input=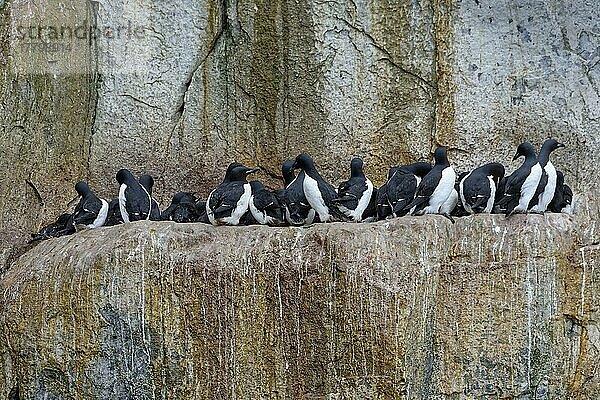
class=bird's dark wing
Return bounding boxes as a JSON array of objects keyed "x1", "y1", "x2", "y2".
[
  {"x1": 209, "y1": 182, "x2": 245, "y2": 218},
  {"x1": 388, "y1": 171, "x2": 417, "y2": 214},
  {"x1": 73, "y1": 196, "x2": 102, "y2": 225},
  {"x1": 528, "y1": 170, "x2": 547, "y2": 209},
  {"x1": 283, "y1": 173, "x2": 314, "y2": 223},
  {"x1": 317, "y1": 179, "x2": 340, "y2": 204},
  {"x1": 497, "y1": 165, "x2": 529, "y2": 207},
  {"x1": 376, "y1": 183, "x2": 392, "y2": 220},
  {"x1": 253, "y1": 190, "x2": 278, "y2": 211},
  {"x1": 125, "y1": 184, "x2": 151, "y2": 221},
  {"x1": 336, "y1": 180, "x2": 352, "y2": 196},
  {"x1": 463, "y1": 173, "x2": 491, "y2": 210},
  {"x1": 149, "y1": 199, "x2": 161, "y2": 221},
  {"x1": 503, "y1": 165, "x2": 530, "y2": 196},
  {"x1": 403, "y1": 168, "x2": 442, "y2": 211},
  {"x1": 105, "y1": 200, "x2": 123, "y2": 226},
  {"x1": 333, "y1": 177, "x2": 366, "y2": 210}
]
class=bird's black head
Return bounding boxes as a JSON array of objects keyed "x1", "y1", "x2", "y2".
[
  {"x1": 293, "y1": 154, "x2": 315, "y2": 170},
  {"x1": 485, "y1": 162, "x2": 506, "y2": 180},
  {"x1": 172, "y1": 203, "x2": 198, "y2": 223},
  {"x1": 433, "y1": 147, "x2": 449, "y2": 166},
  {"x1": 408, "y1": 162, "x2": 433, "y2": 177},
  {"x1": 541, "y1": 138, "x2": 565, "y2": 153},
  {"x1": 139, "y1": 175, "x2": 155, "y2": 193},
  {"x1": 223, "y1": 162, "x2": 246, "y2": 182},
  {"x1": 513, "y1": 142, "x2": 536, "y2": 161},
  {"x1": 74, "y1": 181, "x2": 91, "y2": 196},
  {"x1": 172, "y1": 191, "x2": 196, "y2": 205},
  {"x1": 227, "y1": 165, "x2": 260, "y2": 182},
  {"x1": 350, "y1": 157, "x2": 364, "y2": 178},
  {"x1": 282, "y1": 160, "x2": 296, "y2": 186},
  {"x1": 116, "y1": 169, "x2": 135, "y2": 185},
  {"x1": 226, "y1": 162, "x2": 244, "y2": 174},
  {"x1": 249, "y1": 180, "x2": 265, "y2": 192}
]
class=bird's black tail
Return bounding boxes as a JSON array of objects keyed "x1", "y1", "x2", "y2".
[
  {"x1": 403, "y1": 196, "x2": 428, "y2": 213},
  {"x1": 495, "y1": 194, "x2": 512, "y2": 207},
  {"x1": 329, "y1": 204, "x2": 351, "y2": 222},
  {"x1": 392, "y1": 199, "x2": 410, "y2": 217},
  {"x1": 471, "y1": 196, "x2": 488, "y2": 212}
]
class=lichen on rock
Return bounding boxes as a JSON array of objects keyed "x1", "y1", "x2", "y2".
[{"x1": 1, "y1": 205, "x2": 599, "y2": 398}]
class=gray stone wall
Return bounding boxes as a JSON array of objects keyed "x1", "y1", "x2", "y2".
[
  {"x1": 1, "y1": 210, "x2": 599, "y2": 398},
  {"x1": 1, "y1": 0, "x2": 600, "y2": 397},
  {"x1": 2, "y1": 0, "x2": 598, "y2": 267}
]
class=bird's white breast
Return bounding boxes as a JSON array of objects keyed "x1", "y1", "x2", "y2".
[
  {"x1": 516, "y1": 163, "x2": 542, "y2": 213},
  {"x1": 347, "y1": 179, "x2": 373, "y2": 222},
  {"x1": 484, "y1": 175, "x2": 496, "y2": 213},
  {"x1": 424, "y1": 167, "x2": 456, "y2": 214},
  {"x1": 459, "y1": 171, "x2": 472, "y2": 214},
  {"x1": 303, "y1": 174, "x2": 330, "y2": 221},
  {"x1": 222, "y1": 183, "x2": 252, "y2": 225},
  {"x1": 536, "y1": 161, "x2": 557, "y2": 212},
  {"x1": 118, "y1": 184, "x2": 130, "y2": 223},
  {"x1": 88, "y1": 198, "x2": 109, "y2": 228}
]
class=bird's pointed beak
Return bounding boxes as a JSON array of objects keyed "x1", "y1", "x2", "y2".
[
  {"x1": 557, "y1": 143, "x2": 565, "y2": 148},
  {"x1": 246, "y1": 168, "x2": 260, "y2": 174}
]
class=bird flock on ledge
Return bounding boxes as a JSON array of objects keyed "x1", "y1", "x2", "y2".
[{"x1": 31, "y1": 139, "x2": 573, "y2": 241}]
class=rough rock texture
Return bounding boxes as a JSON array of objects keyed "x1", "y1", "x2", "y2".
[
  {"x1": 2, "y1": 0, "x2": 598, "y2": 269},
  {"x1": 1, "y1": 204, "x2": 599, "y2": 399},
  {"x1": 1, "y1": 0, "x2": 600, "y2": 398}
]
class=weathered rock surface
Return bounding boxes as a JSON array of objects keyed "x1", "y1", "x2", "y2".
[
  {"x1": 2, "y1": 0, "x2": 600, "y2": 398},
  {"x1": 1, "y1": 204, "x2": 599, "y2": 398},
  {"x1": 1, "y1": 1, "x2": 599, "y2": 270}
]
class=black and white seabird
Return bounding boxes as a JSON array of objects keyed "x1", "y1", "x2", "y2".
[
  {"x1": 249, "y1": 180, "x2": 286, "y2": 226},
  {"x1": 403, "y1": 147, "x2": 457, "y2": 220},
  {"x1": 459, "y1": 162, "x2": 505, "y2": 214},
  {"x1": 29, "y1": 213, "x2": 75, "y2": 242},
  {"x1": 281, "y1": 159, "x2": 316, "y2": 226},
  {"x1": 332, "y1": 158, "x2": 376, "y2": 222},
  {"x1": 206, "y1": 163, "x2": 259, "y2": 225},
  {"x1": 386, "y1": 162, "x2": 432, "y2": 217},
  {"x1": 72, "y1": 181, "x2": 109, "y2": 229},
  {"x1": 496, "y1": 142, "x2": 543, "y2": 217},
  {"x1": 104, "y1": 199, "x2": 124, "y2": 226},
  {"x1": 528, "y1": 139, "x2": 565, "y2": 213},
  {"x1": 116, "y1": 169, "x2": 155, "y2": 223},
  {"x1": 293, "y1": 154, "x2": 345, "y2": 222},
  {"x1": 139, "y1": 175, "x2": 161, "y2": 221},
  {"x1": 161, "y1": 192, "x2": 198, "y2": 223}
]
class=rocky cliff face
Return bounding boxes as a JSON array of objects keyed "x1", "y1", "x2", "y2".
[
  {"x1": 1, "y1": 207, "x2": 599, "y2": 399},
  {"x1": 1, "y1": 0, "x2": 600, "y2": 398},
  {"x1": 1, "y1": 0, "x2": 598, "y2": 267}
]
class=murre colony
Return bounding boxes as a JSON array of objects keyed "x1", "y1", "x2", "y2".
[{"x1": 30, "y1": 139, "x2": 574, "y2": 241}]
